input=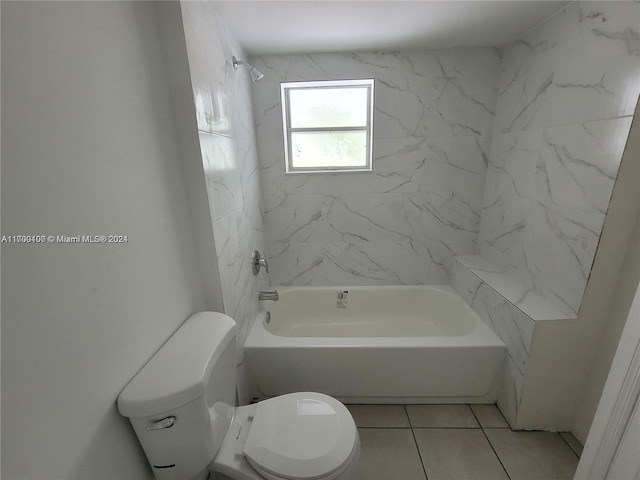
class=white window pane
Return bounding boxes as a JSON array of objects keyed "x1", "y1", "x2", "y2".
[
  {"x1": 289, "y1": 87, "x2": 368, "y2": 128},
  {"x1": 291, "y1": 131, "x2": 368, "y2": 169}
]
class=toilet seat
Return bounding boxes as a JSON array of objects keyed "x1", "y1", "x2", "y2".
[{"x1": 243, "y1": 392, "x2": 358, "y2": 480}]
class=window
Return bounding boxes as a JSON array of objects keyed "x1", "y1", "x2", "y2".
[{"x1": 281, "y1": 79, "x2": 374, "y2": 173}]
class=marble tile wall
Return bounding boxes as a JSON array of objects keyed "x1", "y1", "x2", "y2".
[
  {"x1": 180, "y1": 2, "x2": 269, "y2": 348},
  {"x1": 451, "y1": 255, "x2": 536, "y2": 425},
  {"x1": 479, "y1": 1, "x2": 639, "y2": 316},
  {"x1": 250, "y1": 50, "x2": 501, "y2": 286}
]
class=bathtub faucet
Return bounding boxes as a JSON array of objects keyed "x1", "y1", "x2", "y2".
[
  {"x1": 252, "y1": 250, "x2": 269, "y2": 274},
  {"x1": 258, "y1": 290, "x2": 279, "y2": 301}
]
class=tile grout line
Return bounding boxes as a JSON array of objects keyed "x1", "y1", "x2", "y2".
[
  {"x1": 470, "y1": 405, "x2": 513, "y2": 480},
  {"x1": 557, "y1": 432, "x2": 582, "y2": 460},
  {"x1": 357, "y1": 426, "x2": 412, "y2": 428},
  {"x1": 405, "y1": 405, "x2": 430, "y2": 480}
]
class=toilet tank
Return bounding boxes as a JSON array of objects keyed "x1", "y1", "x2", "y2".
[{"x1": 118, "y1": 312, "x2": 238, "y2": 480}]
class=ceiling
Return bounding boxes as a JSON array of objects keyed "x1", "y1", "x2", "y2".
[{"x1": 212, "y1": 1, "x2": 570, "y2": 55}]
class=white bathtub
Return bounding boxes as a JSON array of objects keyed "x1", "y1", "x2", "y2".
[{"x1": 244, "y1": 285, "x2": 506, "y2": 404}]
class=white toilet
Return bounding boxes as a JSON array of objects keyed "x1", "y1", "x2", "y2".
[{"x1": 117, "y1": 312, "x2": 360, "y2": 480}]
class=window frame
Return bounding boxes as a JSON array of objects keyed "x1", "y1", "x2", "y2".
[{"x1": 280, "y1": 79, "x2": 375, "y2": 174}]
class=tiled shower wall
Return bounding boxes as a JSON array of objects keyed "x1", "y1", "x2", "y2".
[
  {"x1": 479, "y1": 1, "x2": 639, "y2": 316},
  {"x1": 460, "y1": 0, "x2": 639, "y2": 429},
  {"x1": 250, "y1": 51, "x2": 501, "y2": 286},
  {"x1": 180, "y1": 3, "x2": 269, "y2": 347}
]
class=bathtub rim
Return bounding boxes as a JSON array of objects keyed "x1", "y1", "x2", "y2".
[{"x1": 246, "y1": 284, "x2": 505, "y2": 349}]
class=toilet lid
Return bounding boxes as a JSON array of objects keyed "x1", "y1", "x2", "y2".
[{"x1": 243, "y1": 392, "x2": 357, "y2": 480}]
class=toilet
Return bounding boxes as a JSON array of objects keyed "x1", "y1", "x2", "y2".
[{"x1": 117, "y1": 312, "x2": 360, "y2": 480}]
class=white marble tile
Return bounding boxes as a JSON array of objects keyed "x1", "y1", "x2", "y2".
[
  {"x1": 450, "y1": 257, "x2": 535, "y2": 428},
  {"x1": 428, "y1": 78, "x2": 497, "y2": 137},
  {"x1": 252, "y1": 80, "x2": 283, "y2": 147},
  {"x1": 450, "y1": 257, "x2": 533, "y2": 402},
  {"x1": 454, "y1": 254, "x2": 503, "y2": 274},
  {"x1": 523, "y1": 2, "x2": 579, "y2": 53},
  {"x1": 259, "y1": 135, "x2": 490, "y2": 200},
  {"x1": 323, "y1": 242, "x2": 423, "y2": 286},
  {"x1": 256, "y1": 138, "x2": 303, "y2": 196},
  {"x1": 466, "y1": 222, "x2": 581, "y2": 322},
  {"x1": 271, "y1": 239, "x2": 475, "y2": 287},
  {"x1": 495, "y1": 1, "x2": 640, "y2": 135},
  {"x1": 182, "y1": 3, "x2": 269, "y2": 344},
  {"x1": 258, "y1": 138, "x2": 420, "y2": 196},
  {"x1": 251, "y1": 49, "x2": 503, "y2": 288},
  {"x1": 449, "y1": 48, "x2": 503, "y2": 82},
  {"x1": 480, "y1": 156, "x2": 500, "y2": 209},
  {"x1": 267, "y1": 242, "x2": 326, "y2": 286},
  {"x1": 524, "y1": 202, "x2": 605, "y2": 315},
  {"x1": 200, "y1": 132, "x2": 243, "y2": 222},
  {"x1": 492, "y1": 130, "x2": 543, "y2": 201},
  {"x1": 549, "y1": 2, "x2": 640, "y2": 126},
  {"x1": 253, "y1": 50, "x2": 501, "y2": 143},
  {"x1": 324, "y1": 194, "x2": 414, "y2": 243},
  {"x1": 262, "y1": 194, "x2": 326, "y2": 244},
  {"x1": 475, "y1": 284, "x2": 534, "y2": 377},
  {"x1": 415, "y1": 239, "x2": 477, "y2": 285},
  {"x1": 451, "y1": 268, "x2": 532, "y2": 368},
  {"x1": 250, "y1": 49, "x2": 500, "y2": 85},
  {"x1": 482, "y1": 0, "x2": 638, "y2": 319},
  {"x1": 212, "y1": 210, "x2": 251, "y2": 322},
  {"x1": 447, "y1": 73, "x2": 500, "y2": 98},
  {"x1": 181, "y1": 2, "x2": 232, "y2": 135},
  {"x1": 244, "y1": 198, "x2": 267, "y2": 260},
  {"x1": 450, "y1": 257, "x2": 484, "y2": 307},
  {"x1": 455, "y1": 256, "x2": 530, "y2": 318},
  {"x1": 368, "y1": 138, "x2": 432, "y2": 193},
  {"x1": 493, "y1": 2, "x2": 579, "y2": 134},
  {"x1": 248, "y1": 54, "x2": 348, "y2": 82},
  {"x1": 215, "y1": 197, "x2": 263, "y2": 341},
  {"x1": 575, "y1": 1, "x2": 640, "y2": 34},
  {"x1": 483, "y1": 273, "x2": 572, "y2": 321},
  {"x1": 495, "y1": 48, "x2": 557, "y2": 134},
  {"x1": 535, "y1": 117, "x2": 633, "y2": 214},
  {"x1": 419, "y1": 135, "x2": 490, "y2": 206},
  {"x1": 236, "y1": 138, "x2": 262, "y2": 205},
  {"x1": 373, "y1": 74, "x2": 435, "y2": 139},
  {"x1": 497, "y1": 355, "x2": 525, "y2": 428},
  {"x1": 478, "y1": 194, "x2": 527, "y2": 272},
  {"x1": 404, "y1": 192, "x2": 480, "y2": 243},
  {"x1": 264, "y1": 189, "x2": 481, "y2": 266},
  {"x1": 227, "y1": 51, "x2": 258, "y2": 143}
]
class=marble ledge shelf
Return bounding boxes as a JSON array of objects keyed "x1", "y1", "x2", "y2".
[{"x1": 454, "y1": 254, "x2": 576, "y2": 322}]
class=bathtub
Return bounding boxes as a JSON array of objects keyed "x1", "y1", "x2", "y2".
[{"x1": 244, "y1": 285, "x2": 506, "y2": 404}]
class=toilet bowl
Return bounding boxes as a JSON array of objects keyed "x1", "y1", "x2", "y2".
[
  {"x1": 211, "y1": 393, "x2": 360, "y2": 480},
  {"x1": 117, "y1": 312, "x2": 359, "y2": 480}
]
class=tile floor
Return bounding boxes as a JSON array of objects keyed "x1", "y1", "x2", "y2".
[{"x1": 346, "y1": 404, "x2": 582, "y2": 480}]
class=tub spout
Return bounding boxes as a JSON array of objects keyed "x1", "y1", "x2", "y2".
[{"x1": 258, "y1": 290, "x2": 279, "y2": 301}]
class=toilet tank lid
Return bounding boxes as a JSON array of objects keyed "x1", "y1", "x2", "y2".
[{"x1": 117, "y1": 312, "x2": 237, "y2": 418}]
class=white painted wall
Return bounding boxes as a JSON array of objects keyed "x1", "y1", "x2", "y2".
[
  {"x1": 1, "y1": 2, "x2": 213, "y2": 478},
  {"x1": 574, "y1": 280, "x2": 640, "y2": 479},
  {"x1": 155, "y1": 2, "x2": 226, "y2": 312},
  {"x1": 571, "y1": 105, "x2": 640, "y2": 443}
]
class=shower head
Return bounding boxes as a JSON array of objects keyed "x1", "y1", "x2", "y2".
[{"x1": 232, "y1": 56, "x2": 264, "y2": 82}]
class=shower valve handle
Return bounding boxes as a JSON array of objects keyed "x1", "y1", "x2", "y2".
[{"x1": 252, "y1": 250, "x2": 269, "y2": 274}]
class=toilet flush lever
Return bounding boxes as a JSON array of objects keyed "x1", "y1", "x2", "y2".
[{"x1": 145, "y1": 416, "x2": 176, "y2": 431}]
